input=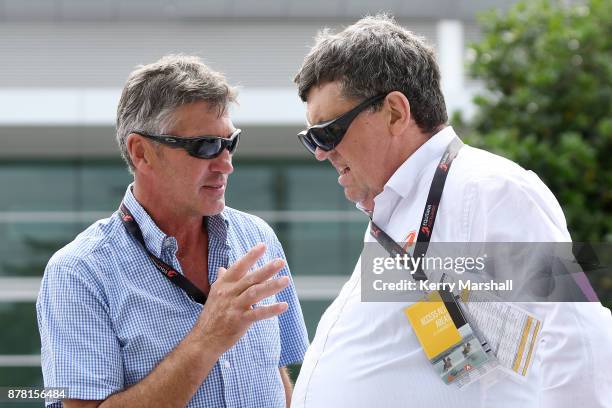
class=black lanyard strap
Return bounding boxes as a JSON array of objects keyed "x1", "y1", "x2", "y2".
[
  {"x1": 370, "y1": 136, "x2": 464, "y2": 282},
  {"x1": 119, "y1": 203, "x2": 208, "y2": 305}
]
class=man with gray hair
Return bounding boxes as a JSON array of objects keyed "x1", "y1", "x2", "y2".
[
  {"x1": 37, "y1": 55, "x2": 308, "y2": 408},
  {"x1": 291, "y1": 15, "x2": 612, "y2": 407}
]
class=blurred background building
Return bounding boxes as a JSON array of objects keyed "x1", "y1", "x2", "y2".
[{"x1": 0, "y1": 0, "x2": 520, "y2": 396}]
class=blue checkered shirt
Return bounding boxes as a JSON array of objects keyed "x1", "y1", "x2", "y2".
[{"x1": 37, "y1": 186, "x2": 309, "y2": 407}]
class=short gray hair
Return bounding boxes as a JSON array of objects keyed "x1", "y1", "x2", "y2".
[
  {"x1": 294, "y1": 14, "x2": 447, "y2": 133},
  {"x1": 116, "y1": 54, "x2": 237, "y2": 172}
]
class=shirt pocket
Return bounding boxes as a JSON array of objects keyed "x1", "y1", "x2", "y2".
[{"x1": 247, "y1": 295, "x2": 281, "y2": 367}]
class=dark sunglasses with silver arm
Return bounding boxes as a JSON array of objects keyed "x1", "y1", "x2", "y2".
[{"x1": 132, "y1": 128, "x2": 241, "y2": 159}]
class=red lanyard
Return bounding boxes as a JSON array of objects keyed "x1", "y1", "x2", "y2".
[{"x1": 119, "y1": 203, "x2": 208, "y2": 305}]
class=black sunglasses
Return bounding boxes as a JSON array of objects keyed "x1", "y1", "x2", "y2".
[
  {"x1": 297, "y1": 94, "x2": 386, "y2": 154},
  {"x1": 133, "y1": 128, "x2": 241, "y2": 159}
]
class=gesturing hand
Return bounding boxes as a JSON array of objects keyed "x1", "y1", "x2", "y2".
[{"x1": 195, "y1": 243, "x2": 290, "y2": 354}]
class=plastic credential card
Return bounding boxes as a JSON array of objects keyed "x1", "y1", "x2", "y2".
[
  {"x1": 404, "y1": 290, "x2": 493, "y2": 385},
  {"x1": 457, "y1": 290, "x2": 543, "y2": 381},
  {"x1": 436, "y1": 273, "x2": 544, "y2": 384}
]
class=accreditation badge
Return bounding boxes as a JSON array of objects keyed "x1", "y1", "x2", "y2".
[
  {"x1": 404, "y1": 290, "x2": 495, "y2": 385},
  {"x1": 455, "y1": 288, "x2": 544, "y2": 382}
]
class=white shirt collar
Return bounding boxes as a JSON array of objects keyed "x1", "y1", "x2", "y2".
[
  {"x1": 384, "y1": 126, "x2": 457, "y2": 198},
  {"x1": 369, "y1": 126, "x2": 458, "y2": 225}
]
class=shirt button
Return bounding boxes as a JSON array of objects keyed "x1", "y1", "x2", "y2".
[{"x1": 223, "y1": 360, "x2": 231, "y2": 369}]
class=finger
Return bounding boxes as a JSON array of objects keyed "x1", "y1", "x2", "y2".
[
  {"x1": 245, "y1": 302, "x2": 289, "y2": 322},
  {"x1": 223, "y1": 243, "x2": 266, "y2": 282},
  {"x1": 234, "y1": 258, "x2": 285, "y2": 295},
  {"x1": 237, "y1": 275, "x2": 290, "y2": 307}
]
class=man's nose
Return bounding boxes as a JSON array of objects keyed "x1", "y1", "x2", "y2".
[
  {"x1": 314, "y1": 147, "x2": 331, "y2": 161},
  {"x1": 210, "y1": 148, "x2": 234, "y2": 174}
]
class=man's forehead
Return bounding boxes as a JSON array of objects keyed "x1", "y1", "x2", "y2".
[
  {"x1": 305, "y1": 82, "x2": 351, "y2": 125},
  {"x1": 169, "y1": 103, "x2": 234, "y2": 136}
]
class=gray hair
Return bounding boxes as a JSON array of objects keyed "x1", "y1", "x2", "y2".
[
  {"x1": 116, "y1": 54, "x2": 237, "y2": 173},
  {"x1": 294, "y1": 14, "x2": 447, "y2": 133}
]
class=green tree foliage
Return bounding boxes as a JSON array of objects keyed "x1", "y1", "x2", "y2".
[{"x1": 456, "y1": 0, "x2": 612, "y2": 245}]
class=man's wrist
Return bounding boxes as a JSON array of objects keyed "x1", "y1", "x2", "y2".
[{"x1": 187, "y1": 328, "x2": 227, "y2": 360}]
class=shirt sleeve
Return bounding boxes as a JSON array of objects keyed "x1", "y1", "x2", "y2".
[
  {"x1": 36, "y1": 255, "x2": 124, "y2": 404},
  {"x1": 270, "y1": 235, "x2": 310, "y2": 367},
  {"x1": 467, "y1": 175, "x2": 612, "y2": 407}
]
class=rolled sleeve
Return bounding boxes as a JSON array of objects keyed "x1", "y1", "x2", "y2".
[{"x1": 36, "y1": 257, "x2": 124, "y2": 403}]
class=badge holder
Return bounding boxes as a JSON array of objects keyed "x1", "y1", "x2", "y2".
[
  {"x1": 404, "y1": 289, "x2": 497, "y2": 386},
  {"x1": 440, "y1": 273, "x2": 544, "y2": 385}
]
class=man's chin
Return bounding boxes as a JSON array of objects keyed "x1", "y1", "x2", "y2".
[
  {"x1": 358, "y1": 199, "x2": 375, "y2": 212},
  {"x1": 200, "y1": 199, "x2": 226, "y2": 217},
  {"x1": 343, "y1": 188, "x2": 359, "y2": 204},
  {"x1": 343, "y1": 189, "x2": 373, "y2": 210}
]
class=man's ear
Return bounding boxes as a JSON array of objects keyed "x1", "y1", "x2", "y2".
[
  {"x1": 126, "y1": 133, "x2": 156, "y2": 174},
  {"x1": 385, "y1": 91, "x2": 411, "y2": 137}
]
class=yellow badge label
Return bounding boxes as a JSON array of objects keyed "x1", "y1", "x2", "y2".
[{"x1": 404, "y1": 291, "x2": 462, "y2": 359}]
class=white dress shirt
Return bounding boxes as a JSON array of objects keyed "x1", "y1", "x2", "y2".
[{"x1": 292, "y1": 126, "x2": 612, "y2": 407}]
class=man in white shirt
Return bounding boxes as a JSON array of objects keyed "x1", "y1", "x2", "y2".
[{"x1": 290, "y1": 14, "x2": 612, "y2": 407}]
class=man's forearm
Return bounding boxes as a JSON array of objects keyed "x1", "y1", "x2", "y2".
[
  {"x1": 63, "y1": 329, "x2": 222, "y2": 408},
  {"x1": 102, "y1": 329, "x2": 221, "y2": 408}
]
